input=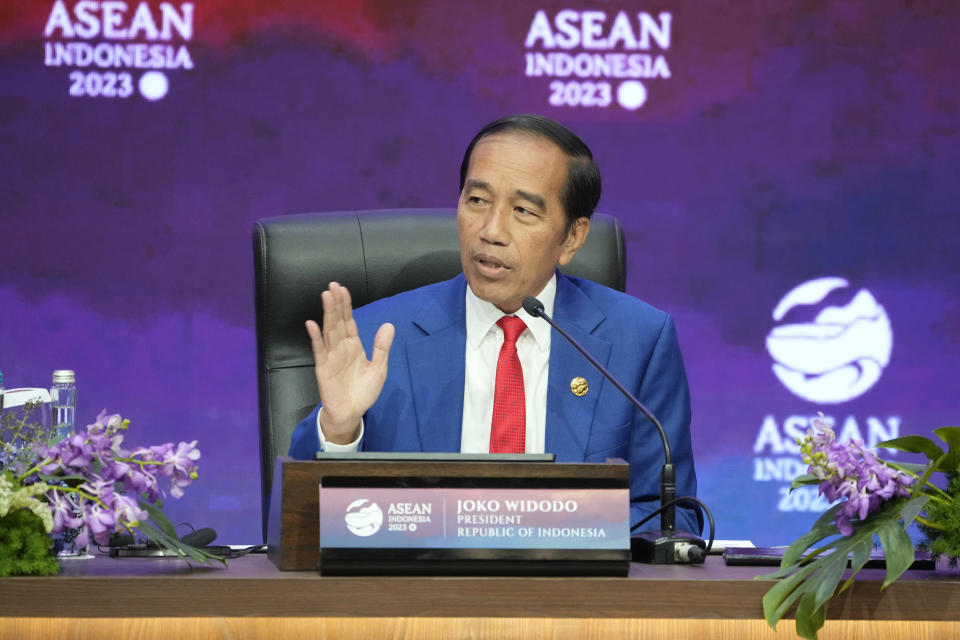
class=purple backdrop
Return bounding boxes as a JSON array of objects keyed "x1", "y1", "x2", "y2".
[{"x1": 2, "y1": 0, "x2": 958, "y2": 544}]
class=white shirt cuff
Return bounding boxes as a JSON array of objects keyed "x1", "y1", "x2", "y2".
[{"x1": 316, "y1": 410, "x2": 363, "y2": 452}]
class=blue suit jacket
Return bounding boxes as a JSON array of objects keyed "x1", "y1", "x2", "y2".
[{"x1": 289, "y1": 272, "x2": 699, "y2": 533}]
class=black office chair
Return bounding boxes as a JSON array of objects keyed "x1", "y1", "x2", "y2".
[{"x1": 252, "y1": 209, "x2": 625, "y2": 540}]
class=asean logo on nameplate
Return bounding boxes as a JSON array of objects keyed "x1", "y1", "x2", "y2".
[
  {"x1": 766, "y1": 277, "x2": 894, "y2": 404},
  {"x1": 343, "y1": 499, "x2": 384, "y2": 537}
]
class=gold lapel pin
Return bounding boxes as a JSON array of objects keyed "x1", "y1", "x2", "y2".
[{"x1": 570, "y1": 376, "x2": 588, "y2": 397}]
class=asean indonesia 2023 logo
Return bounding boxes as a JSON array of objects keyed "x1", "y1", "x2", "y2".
[
  {"x1": 523, "y1": 9, "x2": 673, "y2": 112},
  {"x1": 344, "y1": 499, "x2": 383, "y2": 537},
  {"x1": 766, "y1": 277, "x2": 893, "y2": 404},
  {"x1": 42, "y1": 1, "x2": 195, "y2": 101}
]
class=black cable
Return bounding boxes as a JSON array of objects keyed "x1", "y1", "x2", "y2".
[
  {"x1": 630, "y1": 496, "x2": 716, "y2": 556},
  {"x1": 96, "y1": 543, "x2": 267, "y2": 558},
  {"x1": 217, "y1": 544, "x2": 267, "y2": 559}
]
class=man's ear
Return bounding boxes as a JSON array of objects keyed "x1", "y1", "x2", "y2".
[{"x1": 557, "y1": 217, "x2": 590, "y2": 266}]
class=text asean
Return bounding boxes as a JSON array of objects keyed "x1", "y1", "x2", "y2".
[
  {"x1": 44, "y1": 1, "x2": 194, "y2": 41},
  {"x1": 525, "y1": 10, "x2": 671, "y2": 50},
  {"x1": 753, "y1": 414, "x2": 901, "y2": 455}
]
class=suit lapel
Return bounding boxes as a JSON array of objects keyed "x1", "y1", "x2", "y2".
[
  {"x1": 545, "y1": 274, "x2": 610, "y2": 461},
  {"x1": 405, "y1": 276, "x2": 467, "y2": 452}
]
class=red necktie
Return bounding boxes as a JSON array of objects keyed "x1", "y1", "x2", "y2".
[{"x1": 490, "y1": 316, "x2": 527, "y2": 453}]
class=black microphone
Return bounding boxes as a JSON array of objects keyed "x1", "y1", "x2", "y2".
[
  {"x1": 180, "y1": 527, "x2": 218, "y2": 548},
  {"x1": 522, "y1": 296, "x2": 705, "y2": 564}
]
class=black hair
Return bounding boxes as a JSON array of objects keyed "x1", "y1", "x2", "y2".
[{"x1": 458, "y1": 114, "x2": 601, "y2": 234}]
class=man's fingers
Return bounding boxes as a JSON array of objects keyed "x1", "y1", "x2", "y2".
[
  {"x1": 306, "y1": 319, "x2": 328, "y2": 369},
  {"x1": 322, "y1": 284, "x2": 347, "y2": 346},
  {"x1": 305, "y1": 319, "x2": 323, "y2": 344},
  {"x1": 338, "y1": 283, "x2": 353, "y2": 322},
  {"x1": 304, "y1": 320, "x2": 327, "y2": 376},
  {"x1": 370, "y1": 323, "x2": 395, "y2": 369},
  {"x1": 320, "y1": 289, "x2": 335, "y2": 342},
  {"x1": 337, "y1": 283, "x2": 361, "y2": 339}
]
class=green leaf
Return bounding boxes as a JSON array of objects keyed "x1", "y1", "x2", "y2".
[
  {"x1": 134, "y1": 522, "x2": 227, "y2": 566},
  {"x1": 760, "y1": 493, "x2": 922, "y2": 640},
  {"x1": 763, "y1": 549, "x2": 845, "y2": 639},
  {"x1": 885, "y1": 461, "x2": 930, "y2": 476},
  {"x1": 36, "y1": 472, "x2": 86, "y2": 484},
  {"x1": 135, "y1": 521, "x2": 182, "y2": 551},
  {"x1": 791, "y1": 474, "x2": 821, "y2": 490},
  {"x1": 913, "y1": 455, "x2": 946, "y2": 498},
  {"x1": 795, "y1": 591, "x2": 828, "y2": 640},
  {"x1": 811, "y1": 503, "x2": 843, "y2": 531},
  {"x1": 808, "y1": 532, "x2": 876, "y2": 608},
  {"x1": 761, "y1": 561, "x2": 820, "y2": 627},
  {"x1": 765, "y1": 582, "x2": 808, "y2": 629},
  {"x1": 878, "y1": 435, "x2": 943, "y2": 462},
  {"x1": 876, "y1": 519, "x2": 914, "y2": 587},
  {"x1": 839, "y1": 538, "x2": 873, "y2": 594},
  {"x1": 781, "y1": 514, "x2": 841, "y2": 567},
  {"x1": 811, "y1": 550, "x2": 847, "y2": 612},
  {"x1": 899, "y1": 495, "x2": 930, "y2": 527},
  {"x1": 137, "y1": 499, "x2": 177, "y2": 538},
  {"x1": 806, "y1": 525, "x2": 874, "y2": 582},
  {"x1": 933, "y1": 427, "x2": 960, "y2": 472}
]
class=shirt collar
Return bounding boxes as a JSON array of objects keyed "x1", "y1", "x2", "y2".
[{"x1": 465, "y1": 274, "x2": 556, "y2": 352}]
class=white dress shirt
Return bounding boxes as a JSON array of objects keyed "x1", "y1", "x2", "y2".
[
  {"x1": 317, "y1": 276, "x2": 557, "y2": 453},
  {"x1": 460, "y1": 276, "x2": 555, "y2": 453}
]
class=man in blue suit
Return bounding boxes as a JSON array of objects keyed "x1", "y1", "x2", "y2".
[{"x1": 289, "y1": 115, "x2": 698, "y2": 534}]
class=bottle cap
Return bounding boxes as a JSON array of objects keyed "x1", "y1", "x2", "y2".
[{"x1": 52, "y1": 370, "x2": 75, "y2": 384}]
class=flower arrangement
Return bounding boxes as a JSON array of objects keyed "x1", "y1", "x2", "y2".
[
  {"x1": 0, "y1": 404, "x2": 225, "y2": 576},
  {"x1": 761, "y1": 414, "x2": 960, "y2": 639}
]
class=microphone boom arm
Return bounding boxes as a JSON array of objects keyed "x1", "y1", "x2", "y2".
[{"x1": 522, "y1": 295, "x2": 677, "y2": 534}]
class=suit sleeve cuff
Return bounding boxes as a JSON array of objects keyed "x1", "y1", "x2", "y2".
[{"x1": 316, "y1": 411, "x2": 364, "y2": 452}]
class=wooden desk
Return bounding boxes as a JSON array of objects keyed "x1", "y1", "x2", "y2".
[{"x1": 2, "y1": 554, "x2": 959, "y2": 639}]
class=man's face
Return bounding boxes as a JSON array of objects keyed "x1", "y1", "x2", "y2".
[{"x1": 458, "y1": 132, "x2": 590, "y2": 314}]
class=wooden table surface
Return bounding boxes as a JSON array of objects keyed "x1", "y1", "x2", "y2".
[{"x1": 3, "y1": 552, "x2": 960, "y2": 621}]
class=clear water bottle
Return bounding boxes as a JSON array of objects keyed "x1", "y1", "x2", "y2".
[
  {"x1": 49, "y1": 370, "x2": 87, "y2": 557},
  {"x1": 51, "y1": 370, "x2": 76, "y2": 440}
]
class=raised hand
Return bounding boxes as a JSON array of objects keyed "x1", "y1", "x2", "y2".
[{"x1": 306, "y1": 282, "x2": 395, "y2": 444}]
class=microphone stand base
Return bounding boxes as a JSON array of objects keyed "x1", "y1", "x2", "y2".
[{"x1": 631, "y1": 530, "x2": 706, "y2": 564}]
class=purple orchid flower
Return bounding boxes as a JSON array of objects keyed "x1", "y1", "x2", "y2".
[
  {"x1": 800, "y1": 415, "x2": 913, "y2": 536},
  {"x1": 48, "y1": 490, "x2": 83, "y2": 533}
]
